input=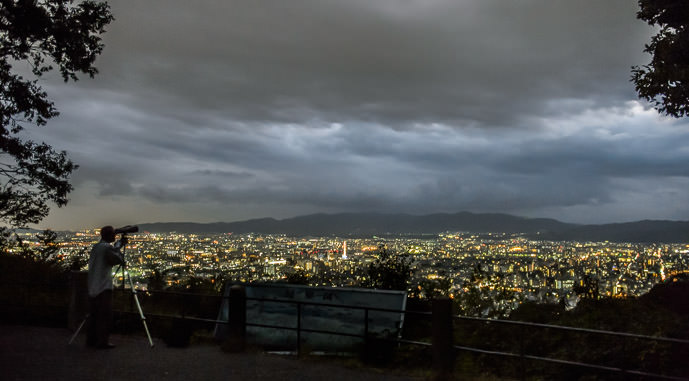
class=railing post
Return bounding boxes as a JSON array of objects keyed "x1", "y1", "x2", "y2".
[
  {"x1": 296, "y1": 302, "x2": 302, "y2": 356},
  {"x1": 432, "y1": 297, "x2": 454, "y2": 378},
  {"x1": 68, "y1": 271, "x2": 88, "y2": 330},
  {"x1": 364, "y1": 308, "x2": 369, "y2": 355},
  {"x1": 129, "y1": 283, "x2": 135, "y2": 316},
  {"x1": 519, "y1": 325, "x2": 525, "y2": 381},
  {"x1": 181, "y1": 293, "x2": 186, "y2": 319},
  {"x1": 223, "y1": 285, "x2": 246, "y2": 352}
]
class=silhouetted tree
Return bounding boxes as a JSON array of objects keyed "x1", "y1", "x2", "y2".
[
  {"x1": 572, "y1": 274, "x2": 600, "y2": 299},
  {"x1": 631, "y1": 0, "x2": 689, "y2": 117},
  {"x1": 456, "y1": 265, "x2": 519, "y2": 318},
  {"x1": 411, "y1": 278, "x2": 452, "y2": 299},
  {"x1": 171, "y1": 275, "x2": 220, "y2": 294},
  {"x1": 361, "y1": 244, "x2": 413, "y2": 291},
  {"x1": 285, "y1": 268, "x2": 309, "y2": 285},
  {"x1": 0, "y1": 228, "x2": 69, "y2": 286},
  {"x1": 65, "y1": 247, "x2": 88, "y2": 270},
  {"x1": 146, "y1": 266, "x2": 168, "y2": 291},
  {"x1": 0, "y1": 0, "x2": 114, "y2": 233},
  {"x1": 10, "y1": 228, "x2": 60, "y2": 264}
]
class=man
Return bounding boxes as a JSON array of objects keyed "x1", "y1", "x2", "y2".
[{"x1": 86, "y1": 226, "x2": 127, "y2": 349}]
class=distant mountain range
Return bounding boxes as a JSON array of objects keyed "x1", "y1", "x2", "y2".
[{"x1": 137, "y1": 212, "x2": 689, "y2": 243}]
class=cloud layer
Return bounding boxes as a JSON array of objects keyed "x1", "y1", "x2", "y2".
[{"x1": 20, "y1": 0, "x2": 689, "y2": 230}]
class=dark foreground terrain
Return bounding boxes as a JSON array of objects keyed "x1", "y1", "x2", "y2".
[{"x1": 0, "y1": 325, "x2": 422, "y2": 381}]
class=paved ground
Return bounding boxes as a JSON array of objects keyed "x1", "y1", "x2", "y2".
[{"x1": 1, "y1": 324, "x2": 426, "y2": 381}]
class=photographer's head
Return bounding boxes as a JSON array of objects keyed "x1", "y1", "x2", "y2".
[{"x1": 100, "y1": 226, "x2": 116, "y2": 243}]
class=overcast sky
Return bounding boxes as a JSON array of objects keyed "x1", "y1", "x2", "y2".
[{"x1": 21, "y1": 0, "x2": 689, "y2": 230}]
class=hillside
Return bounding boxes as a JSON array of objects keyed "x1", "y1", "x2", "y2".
[{"x1": 138, "y1": 212, "x2": 689, "y2": 242}]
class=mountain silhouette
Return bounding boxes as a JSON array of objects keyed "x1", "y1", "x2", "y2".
[{"x1": 137, "y1": 212, "x2": 689, "y2": 243}]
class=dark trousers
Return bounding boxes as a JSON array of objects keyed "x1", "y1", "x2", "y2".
[{"x1": 86, "y1": 290, "x2": 113, "y2": 347}]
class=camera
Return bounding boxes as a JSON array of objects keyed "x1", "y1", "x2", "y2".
[{"x1": 115, "y1": 225, "x2": 139, "y2": 234}]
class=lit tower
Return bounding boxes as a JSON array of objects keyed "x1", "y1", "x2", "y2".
[{"x1": 342, "y1": 241, "x2": 347, "y2": 259}]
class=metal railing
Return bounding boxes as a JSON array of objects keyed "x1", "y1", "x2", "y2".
[
  {"x1": 452, "y1": 315, "x2": 689, "y2": 380},
  {"x1": 241, "y1": 296, "x2": 428, "y2": 354},
  {"x1": 114, "y1": 288, "x2": 423, "y2": 352},
  {"x1": 4, "y1": 271, "x2": 685, "y2": 379},
  {"x1": 109, "y1": 287, "x2": 689, "y2": 380}
]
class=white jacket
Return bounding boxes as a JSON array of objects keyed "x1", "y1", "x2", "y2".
[{"x1": 87, "y1": 240, "x2": 125, "y2": 297}]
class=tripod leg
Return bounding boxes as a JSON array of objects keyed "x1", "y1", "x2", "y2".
[
  {"x1": 68, "y1": 314, "x2": 89, "y2": 345},
  {"x1": 127, "y1": 272, "x2": 155, "y2": 348},
  {"x1": 118, "y1": 242, "x2": 154, "y2": 348}
]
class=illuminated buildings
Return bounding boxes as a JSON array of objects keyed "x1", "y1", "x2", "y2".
[{"x1": 27, "y1": 230, "x2": 689, "y2": 312}]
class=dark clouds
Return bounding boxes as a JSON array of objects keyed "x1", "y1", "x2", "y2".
[
  {"x1": 82, "y1": 0, "x2": 652, "y2": 127},
  {"x1": 21, "y1": 0, "x2": 689, "y2": 229}
]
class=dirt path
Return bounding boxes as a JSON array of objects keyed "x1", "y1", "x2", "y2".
[{"x1": 0, "y1": 324, "x2": 425, "y2": 381}]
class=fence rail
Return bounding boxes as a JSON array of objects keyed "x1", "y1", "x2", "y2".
[
  {"x1": 2, "y1": 276, "x2": 689, "y2": 380},
  {"x1": 455, "y1": 315, "x2": 689, "y2": 345},
  {"x1": 91, "y1": 285, "x2": 689, "y2": 380},
  {"x1": 4, "y1": 273, "x2": 687, "y2": 379}
]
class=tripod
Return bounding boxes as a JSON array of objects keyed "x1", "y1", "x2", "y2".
[{"x1": 69, "y1": 237, "x2": 154, "y2": 347}]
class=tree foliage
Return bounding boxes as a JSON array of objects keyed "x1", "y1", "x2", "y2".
[
  {"x1": 455, "y1": 264, "x2": 520, "y2": 318},
  {"x1": 631, "y1": 0, "x2": 689, "y2": 118},
  {"x1": 0, "y1": 0, "x2": 113, "y2": 228},
  {"x1": 285, "y1": 268, "x2": 310, "y2": 285},
  {"x1": 410, "y1": 277, "x2": 452, "y2": 299},
  {"x1": 361, "y1": 244, "x2": 413, "y2": 291},
  {"x1": 572, "y1": 274, "x2": 600, "y2": 299},
  {"x1": 146, "y1": 266, "x2": 169, "y2": 291},
  {"x1": 0, "y1": 228, "x2": 71, "y2": 286}
]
